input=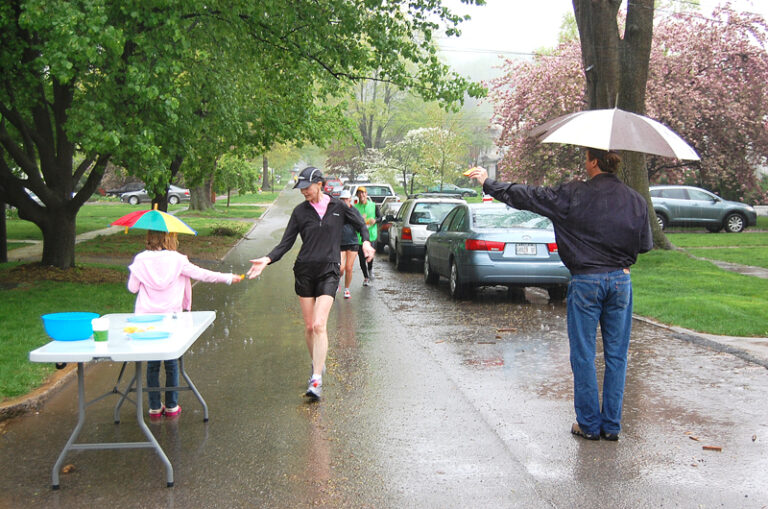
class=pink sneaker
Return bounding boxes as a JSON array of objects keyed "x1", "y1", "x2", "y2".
[
  {"x1": 149, "y1": 404, "x2": 165, "y2": 420},
  {"x1": 164, "y1": 405, "x2": 181, "y2": 418}
]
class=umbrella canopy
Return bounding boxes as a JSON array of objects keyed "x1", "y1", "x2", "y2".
[
  {"x1": 111, "y1": 208, "x2": 197, "y2": 235},
  {"x1": 529, "y1": 108, "x2": 700, "y2": 161}
]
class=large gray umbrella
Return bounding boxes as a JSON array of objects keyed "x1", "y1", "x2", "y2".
[{"x1": 529, "y1": 108, "x2": 700, "y2": 161}]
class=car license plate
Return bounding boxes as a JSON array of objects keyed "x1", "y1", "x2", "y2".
[{"x1": 515, "y1": 243, "x2": 537, "y2": 255}]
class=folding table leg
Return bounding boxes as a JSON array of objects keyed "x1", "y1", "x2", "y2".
[
  {"x1": 179, "y1": 356, "x2": 209, "y2": 422},
  {"x1": 52, "y1": 363, "x2": 87, "y2": 489},
  {"x1": 134, "y1": 361, "x2": 175, "y2": 487},
  {"x1": 113, "y1": 362, "x2": 137, "y2": 424}
]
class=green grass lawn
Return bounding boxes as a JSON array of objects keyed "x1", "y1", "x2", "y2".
[
  {"x1": 177, "y1": 204, "x2": 265, "y2": 220},
  {"x1": 632, "y1": 249, "x2": 768, "y2": 337},
  {"x1": 222, "y1": 191, "x2": 280, "y2": 204},
  {"x1": 6, "y1": 241, "x2": 33, "y2": 250},
  {"x1": 6, "y1": 203, "x2": 188, "y2": 241},
  {"x1": 666, "y1": 232, "x2": 768, "y2": 269},
  {"x1": 0, "y1": 265, "x2": 134, "y2": 400},
  {"x1": 667, "y1": 232, "x2": 768, "y2": 248}
]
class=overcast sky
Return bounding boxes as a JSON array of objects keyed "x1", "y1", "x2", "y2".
[{"x1": 439, "y1": 0, "x2": 768, "y2": 70}]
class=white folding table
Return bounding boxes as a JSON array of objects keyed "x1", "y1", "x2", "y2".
[{"x1": 29, "y1": 311, "x2": 216, "y2": 489}]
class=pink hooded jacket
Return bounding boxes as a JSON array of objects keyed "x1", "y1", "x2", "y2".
[{"x1": 128, "y1": 250, "x2": 233, "y2": 313}]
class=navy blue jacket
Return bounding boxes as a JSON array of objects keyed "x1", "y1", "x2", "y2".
[
  {"x1": 340, "y1": 207, "x2": 364, "y2": 246},
  {"x1": 483, "y1": 173, "x2": 653, "y2": 275}
]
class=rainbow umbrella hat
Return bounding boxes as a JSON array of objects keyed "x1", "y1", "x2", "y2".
[{"x1": 111, "y1": 204, "x2": 197, "y2": 235}]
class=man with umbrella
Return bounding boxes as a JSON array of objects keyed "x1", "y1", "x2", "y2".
[{"x1": 467, "y1": 148, "x2": 653, "y2": 441}]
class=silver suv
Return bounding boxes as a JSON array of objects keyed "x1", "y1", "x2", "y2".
[
  {"x1": 387, "y1": 196, "x2": 464, "y2": 271},
  {"x1": 649, "y1": 185, "x2": 757, "y2": 233}
]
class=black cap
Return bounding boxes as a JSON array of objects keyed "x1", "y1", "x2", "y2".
[{"x1": 293, "y1": 167, "x2": 324, "y2": 189}]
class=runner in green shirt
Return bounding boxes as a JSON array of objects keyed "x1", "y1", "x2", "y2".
[{"x1": 354, "y1": 187, "x2": 378, "y2": 285}]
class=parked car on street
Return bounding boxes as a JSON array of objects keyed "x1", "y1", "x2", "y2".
[
  {"x1": 324, "y1": 177, "x2": 344, "y2": 197},
  {"x1": 105, "y1": 182, "x2": 144, "y2": 197},
  {"x1": 649, "y1": 185, "x2": 757, "y2": 233},
  {"x1": 387, "y1": 196, "x2": 464, "y2": 271},
  {"x1": 424, "y1": 202, "x2": 571, "y2": 300},
  {"x1": 120, "y1": 184, "x2": 190, "y2": 205},
  {"x1": 375, "y1": 199, "x2": 404, "y2": 253},
  {"x1": 343, "y1": 182, "x2": 399, "y2": 216},
  {"x1": 425, "y1": 183, "x2": 478, "y2": 197}
]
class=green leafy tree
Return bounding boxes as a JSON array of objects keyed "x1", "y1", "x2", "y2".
[
  {"x1": 0, "y1": 0, "x2": 485, "y2": 268},
  {"x1": 214, "y1": 155, "x2": 260, "y2": 206}
]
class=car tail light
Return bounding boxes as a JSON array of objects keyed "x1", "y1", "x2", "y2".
[
  {"x1": 547, "y1": 242, "x2": 558, "y2": 253},
  {"x1": 465, "y1": 239, "x2": 505, "y2": 251},
  {"x1": 402, "y1": 227, "x2": 412, "y2": 240}
]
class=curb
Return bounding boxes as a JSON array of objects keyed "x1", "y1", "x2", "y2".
[
  {"x1": 0, "y1": 363, "x2": 77, "y2": 421},
  {"x1": 632, "y1": 315, "x2": 768, "y2": 369}
]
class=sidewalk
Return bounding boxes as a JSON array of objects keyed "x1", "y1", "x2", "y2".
[{"x1": 6, "y1": 225, "x2": 124, "y2": 262}]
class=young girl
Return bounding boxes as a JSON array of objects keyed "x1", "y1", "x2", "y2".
[{"x1": 128, "y1": 229, "x2": 243, "y2": 419}]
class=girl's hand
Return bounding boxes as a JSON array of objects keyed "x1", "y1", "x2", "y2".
[
  {"x1": 247, "y1": 257, "x2": 270, "y2": 279},
  {"x1": 231, "y1": 274, "x2": 245, "y2": 284}
]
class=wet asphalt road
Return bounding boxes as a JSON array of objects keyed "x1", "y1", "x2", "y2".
[{"x1": 2, "y1": 190, "x2": 768, "y2": 508}]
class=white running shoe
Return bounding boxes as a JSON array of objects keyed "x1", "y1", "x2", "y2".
[
  {"x1": 363, "y1": 278, "x2": 370, "y2": 286},
  {"x1": 344, "y1": 289, "x2": 351, "y2": 299},
  {"x1": 305, "y1": 378, "x2": 322, "y2": 400}
]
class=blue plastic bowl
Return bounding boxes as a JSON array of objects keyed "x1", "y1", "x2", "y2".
[{"x1": 41, "y1": 312, "x2": 100, "y2": 341}]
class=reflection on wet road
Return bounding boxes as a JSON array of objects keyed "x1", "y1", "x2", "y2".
[{"x1": 1, "y1": 190, "x2": 767, "y2": 508}]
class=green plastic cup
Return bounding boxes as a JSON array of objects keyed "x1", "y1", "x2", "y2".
[{"x1": 93, "y1": 329, "x2": 108, "y2": 342}]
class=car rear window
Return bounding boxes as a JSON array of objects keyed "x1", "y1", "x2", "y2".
[
  {"x1": 367, "y1": 186, "x2": 393, "y2": 197},
  {"x1": 410, "y1": 202, "x2": 459, "y2": 224},
  {"x1": 473, "y1": 208, "x2": 553, "y2": 230}
]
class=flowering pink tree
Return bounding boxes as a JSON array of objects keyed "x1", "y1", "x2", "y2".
[{"x1": 490, "y1": 5, "x2": 768, "y2": 203}]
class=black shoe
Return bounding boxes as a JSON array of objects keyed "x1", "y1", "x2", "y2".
[
  {"x1": 600, "y1": 430, "x2": 619, "y2": 441},
  {"x1": 571, "y1": 423, "x2": 599, "y2": 441}
]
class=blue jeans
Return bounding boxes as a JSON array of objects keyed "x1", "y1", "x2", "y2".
[
  {"x1": 147, "y1": 359, "x2": 179, "y2": 410},
  {"x1": 566, "y1": 270, "x2": 633, "y2": 436}
]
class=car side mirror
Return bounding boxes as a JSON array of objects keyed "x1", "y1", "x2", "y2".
[{"x1": 427, "y1": 223, "x2": 439, "y2": 232}]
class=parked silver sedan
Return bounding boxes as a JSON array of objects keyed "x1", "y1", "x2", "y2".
[
  {"x1": 120, "y1": 184, "x2": 190, "y2": 205},
  {"x1": 423, "y1": 202, "x2": 571, "y2": 300}
]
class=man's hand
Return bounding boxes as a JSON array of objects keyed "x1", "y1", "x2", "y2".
[
  {"x1": 464, "y1": 166, "x2": 489, "y2": 186},
  {"x1": 362, "y1": 241, "x2": 375, "y2": 262},
  {"x1": 247, "y1": 257, "x2": 270, "y2": 279}
]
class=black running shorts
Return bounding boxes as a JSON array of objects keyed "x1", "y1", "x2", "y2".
[
  {"x1": 293, "y1": 262, "x2": 340, "y2": 298},
  {"x1": 340, "y1": 244, "x2": 358, "y2": 252}
]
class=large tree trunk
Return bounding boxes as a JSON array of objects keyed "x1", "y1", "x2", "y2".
[
  {"x1": 190, "y1": 179, "x2": 215, "y2": 211},
  {"x1": 0, "y1": 201, "x2": 7, "y2": 263},
  {"x1": 40, "y1": 205, "x2": 77, "y2": 268},
  {"x1": 261, "y1": 155, "x2": 270, "y2": 191},
  {"x1": 573, "y1": 0, "x2": 670, "y2": 248}
]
